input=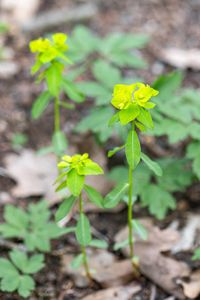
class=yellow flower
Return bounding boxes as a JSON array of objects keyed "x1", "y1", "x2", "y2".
[
  {"x1": 134, "y1": 83, "x2": 159, "y2": 107},
  {"x1": 57, "y1": 153, "x2": 103, "y2": 175},
  {"x1": 29, "y1": 33, "x2": 69, "y2": 64},
  {"x1": 111, "y1": 82, "x2": 159, "y2": 110},
  {"x1": 111, "y1": 84, "x2": 137, "y2": 110}
]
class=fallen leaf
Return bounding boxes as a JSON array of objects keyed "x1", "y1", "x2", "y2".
[
  {"x1": 81, "y1": 284, "x2": 141, "y2": 300},
  {"x1": 0, "y1": 61, "x2": 19, "y2": 79},
  {"x1": 1, "y1": 0, "x2": 39, "y2": 24},
  {"x1": 172, "y1": 214, "x2": 200, "y2": 254},
  {"x1": 177, "y1": 270, "x2": 200, "y2": 299},
  {"x1": 115, "y1": 219, "x2": 190, "y2": 299},
  {"x1": 4, "y1": 149, "x2": 68, "y2": 205},
  {"x1": 160, "y1": 48, "x2": 200, "y2": 70},
  {"x1": 62, "y1": 249, "x2": 136, "y2": 288}
]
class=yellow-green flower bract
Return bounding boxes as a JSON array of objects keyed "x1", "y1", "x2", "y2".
[
  {"x1": 29, "y1": 33, "x2": 71, "y2": 73},
  {"x1": 111, "y1": 82, "x2": 159, "y2": 110},
  {"x1": 57, "y1": 153, "x2": 103, "y2": 176}
]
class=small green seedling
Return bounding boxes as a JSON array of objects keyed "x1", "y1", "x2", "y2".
[
  {"x1": 108, "y1": 82, "x2": 162, "y2": 269},
  {"x1": 55, "y1": 153, "x2": 107, "y2": 279},
  {"x1": 0, "y1": 201, "x2": 67, "y2": 252},
  {"x1": 0, "y1": 250, "x2": 44, "y2": 298},
  {"x1": 29, "y1": 33, "x2": 83, "y2": 156}
]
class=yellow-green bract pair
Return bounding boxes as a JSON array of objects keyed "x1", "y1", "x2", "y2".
[
  {"x1": 111, "y1": 83, "x2": 159, "y2": 126},
  {"x1": 56, "y1": 153, "x2": 103, "y2": 197},
  {"x1": 29, "y1": 33, "x2": 71, "y2": 74}
]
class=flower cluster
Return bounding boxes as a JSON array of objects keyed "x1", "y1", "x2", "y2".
[
  {"x1": 112, "y1": 83, "x2": 158, "y2": 110},
  {"x1": 111, "y1": 82, "x2": 159, "y2": 126},
  {"x1": 29, "y1": 33, "x2": 71, "y2": 73},
  {"x1": 58, "y1": 153, "x2": 103, "y2": 176},
  {"x1": 56, "y1": 153, "x2": 103, "y2": 196}
]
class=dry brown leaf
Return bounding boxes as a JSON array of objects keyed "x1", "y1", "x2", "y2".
[
  {"x1": 4, "y1": 149, "x2": 67, "y2": 205},
  {"x1": 62, "y1": 250, "x2": 136, "y2": 288},
  {"x1": 177, "y1": 270, "x2": 200, "y2": 299},
  {"x1": 160, "y1": 48, "x2": 200, "y2": 70},
  {"x1": 81, "y1": 284, "x2": 141, "y2": 300},
  {"x1": 115, "y1": 219, "x2": 190, "y2": 299},
  {"x1": 172, "y1": 214, "x2": 200, "y2": 254}
]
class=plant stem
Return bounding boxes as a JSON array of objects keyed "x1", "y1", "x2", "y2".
[
  {"x1": 79, "y1": 193, "x2": 92, "y2": 281},
  {"x1": 128, "y1": 165, "x2": 134, "y2": 259},
  {"x1": 54, "y1": 95, "x2": 60, "y2": 133},
  {"x1": 127, "y1": 122, "x2": 140, "y2": 275}
]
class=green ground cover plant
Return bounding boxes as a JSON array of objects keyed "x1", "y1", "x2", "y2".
[
  {"x1": 0, "y1": 201, "x2": 67, "y2": 252},
  {"x1": 0, "y1": 250, "x2": 44, "y2": 298}
]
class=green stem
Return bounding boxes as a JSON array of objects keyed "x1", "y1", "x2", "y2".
[
  {"x1": 54, "y1": 95, "x2": 60, "y2": 133},
  {"x1": 79, "y1": 193, "x2": 92, "y2": 280},
  {"x1": 128, "y1": 165, "x2": 134, "y2": 259}
]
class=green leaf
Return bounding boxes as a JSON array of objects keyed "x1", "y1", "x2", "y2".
[
  {"x1": 18, "y1": 275, "x2": 35, "y2": 298},
  {"x1": 31, "y1": 91, "x2": 52, "y2": 119},
  {"x1": 23, "y1": 254, "x2": 44, "y2": 274},
  {"x1": 1, "y1": 274, "x2": 20, "y2": 292},
  {"x1": 55, "y1": 196, "x2": 76, "y2": 222},
  {"x1": 0, "y1": 258, "x2": 18, "y2": 278},
  {"x1": 92, "y1": 60, "x2": 121, "y2": 89},
  {"x1": 71, "y1": 25, "x2": 99, "y2": 54},
  {"x1": 84, "y1": 185, "x2": 104, "y2": 208},
  {"x1": 141, "y1": 153, "x2": 163, "y2": 176},
  {"x1": 78, "y1": 161, "x2": 103, "y2": 175},
  {"x1": 52, "y1": 131, "x2": 68, "y2": 156},
  {"x1": 70, "y1": 254, "x2": 83, "y2": 269},
  {"x1": 119, "y1": 104, "x2": 140, "y2": 125},
  {"x1": 104, "y1": 182, "x2": 129, "y2": 208},
  {"x1": 9, "y1": 250, "x2": 28, "y2": 273},
  {"x1": 4, "y1": 205, "x2": 29, "y2": 229},
  {"x1": 75, "y1": 214, "x2": 91, "y2": 246},
  {"x1": 62, "y1": 79, "x2": 85, "y2": 103},
  {"x1": 153, "y1": 71, "x2": 183, "y2": 101},
  {"x1": 45, "y1": 62, "x2": 63, "y2": 97},
  {"x1": 192, "y1": 248, "x2": 200, "y2": 260},
  {"x1": 108, "y1": 145, "x2": 124, "y2": 158},
  {"x1": 137, "y1": 108, "x2": 154, "y2": 129},
  {"x1": 89, "y1": 239, "x2": 108, "y2": 249},
  {"x1": 141, "y1": 184, "x2": 176, "y2": 219},
  {"x1": 67, "y1": 169, "x2": 84, "y2": 196},
  {"x1": 111, "y1": 52, "x2": 147, "y2": 69},
  {"x1": 125, "y1": 130, "x2": 141, "y2": 169},
  {"x1": 76, "y1": 81, "x2": 107, "y2": 98},
  {"x1": 114, "y1": 239, "x2": 129, "y2": 251},
  {"x1": 108, "y1": 112, "x2": 119, "y2": 127},
  {"x1": 132, "y1": 220, "x2": 148, "y2": 240}
]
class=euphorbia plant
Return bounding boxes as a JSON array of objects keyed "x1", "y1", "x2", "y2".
[
  {"x1": 55, "y1": 153, "x2": 107, "y2": 279},
  {"x1": 29, "y1": 33, "x2": 78, "y2": 156},
  {"x1": 109, "y1": 82, "x2": 162, "y2": 269}
]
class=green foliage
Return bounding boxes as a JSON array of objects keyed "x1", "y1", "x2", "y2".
[
  {"x1": 125, "y1": 130, "x2": 141, "y2": 169},
  {"x1": 192, "y1": 248, "x2": 200, "y2": 260},
  {"x1": 151, "y1": 71, "x2": 200, "y2": 179},
  {"x1": 104, "y1": 183, "x2": 129, "y2": 208},
  {"x1": 68, "y1": 26, "x2": 149, "y2": 67},
  {"x1": 0, "y1": 250, "x2": 44, "y2": 298},
  {"x1": 108, "y1": 158, "x2": 193, "y2": 219},
  {"x1": 0, "y1": 201, "x2": 66, "y2": 252},
  {"x1": 11, "y1": 133, "x2": 28, "y2": 150}
]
